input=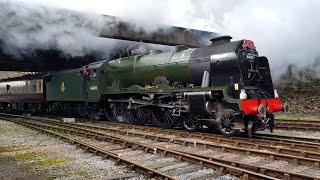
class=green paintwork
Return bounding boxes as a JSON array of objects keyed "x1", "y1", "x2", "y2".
[
  {"x1": 46, "y1": 69, "x2": 85, "y2": 102},
  {"x1": 105, "y1": 48, "x2": 195, "y2": 92},
  {"x1": 46, "y1": 62, "x2": 104, "y2": 102},
  {"x1": 45, "y1": 48, "x2": 241, "y2": 108},
  {"x1": 85, "y1": 61, "x2": 104, "y2": 102}
]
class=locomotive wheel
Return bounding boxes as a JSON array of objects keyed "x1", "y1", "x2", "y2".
[
  {"x1": 105, "y1": 103, "x2": 126, "y2": 122},
  {"x1": 153, "y1": 107, "x2": 178, "y2": 128},
  {"x1": 126, "y1": 107, "x2": 150, "y2": 125},
  {"x1": 182, "y1": 114, "x2": 199, "y2": 132},
  {"x1": 215, "y1": 109, "x2": 239, "y2": 136}
]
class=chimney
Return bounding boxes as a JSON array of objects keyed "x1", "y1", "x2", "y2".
[{"x1": 210, "y1": 35, "x2": 232, "y2": 46}]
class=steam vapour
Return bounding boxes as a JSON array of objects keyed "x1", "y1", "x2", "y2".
[
  {"x1": 0, "y1": 1, "x2": 107, "y2": 58},
  {"x1": 182, "y1": 0, "x2": 320, "y2": 78},
  {"x1": 1, "y1": 0, "x2": 320, "y2": 79},
  {"x1": 0, "y1": 0, "x2": 172, "y2": 61}
]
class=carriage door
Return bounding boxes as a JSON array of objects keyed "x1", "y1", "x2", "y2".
[{"x1": 85, "y1": 68, "x2": 101, "y2": 102}]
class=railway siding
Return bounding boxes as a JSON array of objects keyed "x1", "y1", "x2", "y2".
[
  {"x1": 2, "y1": 113, "x2": 320, "y2": 179},
  {"x1": 52, "y1": 121, "x2": 320, "y2": 161},
  {"x1": 275, "y1": 119, "x2": 320, "y2": 132},
  {"x1": 0, "y1": 120, "x2": 139, "y2": 180},
  {"x1": 3, "y1": 114, "x2": 320, "y2": 179},
  {"x1": 11, "y1": 119, "x2": 270, "y2": 180}
]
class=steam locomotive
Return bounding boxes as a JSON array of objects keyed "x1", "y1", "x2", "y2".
[{"x1": 0, "y1": 36, "x2": 288, "y2": 137}]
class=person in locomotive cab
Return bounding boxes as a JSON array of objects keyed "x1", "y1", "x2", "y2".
[
  {"x1": 80, "y1": 66, "x2": 90, "y2": 80},
  {"x1": 85, "y1": 69, "x2": 91, "y2": 80},
  {"x1": 79, "y1": 66, "x2": 86, "y2": 77}
]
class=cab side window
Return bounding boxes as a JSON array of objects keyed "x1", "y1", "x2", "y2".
[{"x1": 93, "y1": 69, "x2": 97, "y2": 79}]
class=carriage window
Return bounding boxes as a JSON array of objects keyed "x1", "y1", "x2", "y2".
[
  {"x1": 38, "y1": 82, "x2": 42, "y2": 92},
  {"x1": 31, "y1": 81, "x2": 36, "y2": 92},
  {"x1": 32, "y1": 85, "x2": 36, "y2": 92}
]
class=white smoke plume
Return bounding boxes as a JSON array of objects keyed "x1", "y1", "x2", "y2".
[
  {"x1": 215, "y1": 0, "x2": 320, "y2": 79},
  {"x1": 2, "y1": 0, "x2": 320, "y2": 79},
  {"x1": 0, "y1": 0, "x2": 172, "y2": 60},
  {"x1": 0, "y1": 1, "x2": 109, "y2": 58}
]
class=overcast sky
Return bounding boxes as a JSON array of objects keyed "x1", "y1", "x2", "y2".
[{"x1": 4, "y1": 0, "x2": 320, "y2": 77}]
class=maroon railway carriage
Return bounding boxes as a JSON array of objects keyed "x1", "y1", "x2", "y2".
[{"x1": 0, "y1": 74, "x2": 45, "y2": 111}]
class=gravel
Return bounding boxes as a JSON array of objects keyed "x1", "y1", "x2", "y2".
[
  {"x1": 291, "y1": 165, "x2": 311, "y2": 173},
  {"x1": 197, "y1": 149, "x2": 220, "y2": 155},
  {"x1": 178, "y1": 168, "x2": 216, "y2": 180},
  {"x1": 261, "y1": 160, "x2": 289, "y2": 169},
  {"x1": 127, "y1": 175, "x2": 148, "y2": 180},
  {"x1": 215, "y1": 174, "x2": 237, "y2": 180},
  {"x1": 0, "y1": 120, "x2": 143, "y2": 180},
  {"x1": 141, "y1": 157, "x2": 175, "y2": 166},
  {"x1": 127, "y1": 153, "x2": 156, "y2": 161},
  {"x1": 118, "y1": 150, "x2": 144, "y2": 157},
  {"x1": 238, "y1": 156, "x2": 264, "y2": 164}
]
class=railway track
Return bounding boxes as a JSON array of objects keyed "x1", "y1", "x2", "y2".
[
  {"x1": 1, "y1": 114, "x2": 320, "y2": 179},
  {"x1": 43, "y1": 121, "x2": 320, "y2": 165},
  {"x1": 275, "y1": 119, "x2": 320, "y2": 131},
  {"x1": 52, "y1": 118, "x2": 320, "y2": 147},
  {"x1": 90, "y1": 121, "x2": 320, "y2": 144},
  {"x1": 4, "y1": 112, "x2": 320, "y2": 147},
  {"x1": 253, "y1": 133, "x2": 320, "y2": 144},
  {"x1": 277, "y1": 119, "x2": 320, "y2": 124},
  {"x1": 87, "y1": 121, "x2": 320, "y2": 152},
  {"x1": 1, "y1": 115, "x2": 279, "y2": 180},
  {"x1": 10, "y1": 114, "x2": 320, "y2": 156},
  {"x1": 274, "y1": 126, "x2": 320, "y2": 132}
]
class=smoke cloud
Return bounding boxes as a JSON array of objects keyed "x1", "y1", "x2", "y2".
[
  {"x1": 157, "y1": 0, "x2": 320, "y2": 79},
  {"x1": 2, "y1": 0, "x2": 320, "y2": 79},
  {"x1": 0, "y1": 0, "x2": 173, "y2": 61},
  {"x1": 0, "y1": 1, "x2": 106, "y2": 58},
  {"x1": 215, "y1": 0, "x2": 320, "y2": 79}
]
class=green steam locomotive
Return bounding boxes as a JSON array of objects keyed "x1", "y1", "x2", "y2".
[{"x1": 0, "y1": 36, "x2": 288, "y2": 137}]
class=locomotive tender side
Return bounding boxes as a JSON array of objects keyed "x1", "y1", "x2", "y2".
[{"x1": 0, "y1": 35, "x2": 288, "y2": 137}]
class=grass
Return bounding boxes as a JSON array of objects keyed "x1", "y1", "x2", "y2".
[
  {"x1": 13, "y1": 152, "x2": 47, "y2": 160},
  {"x1": 0, "y1": 152, "x2": 74, "y2": 179},
  {"x1": 275, "y1": 113, "x2": 320, "y2": 120},
  {"x1": 27, "y1": 157, "x2": 71, "y2": 169},
  {"x1": 0, "y1": 156, "x2": 16, "y2": 162},
  {"x1": 0, "y1": 152, "x2": 47, "y2": 162}
]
